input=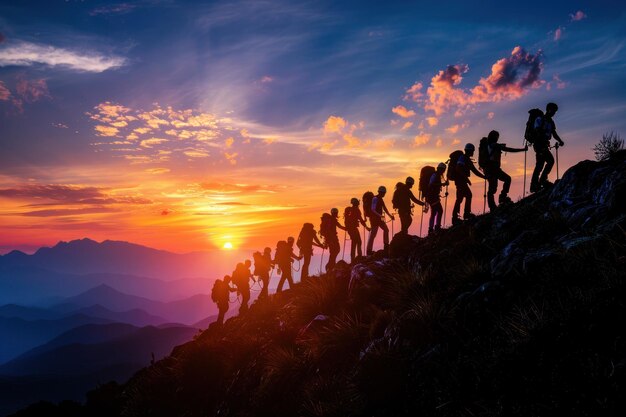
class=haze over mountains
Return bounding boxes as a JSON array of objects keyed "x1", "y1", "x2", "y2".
[{"x1": 0, "y1": 238, "x2": 241, "y2": 415}]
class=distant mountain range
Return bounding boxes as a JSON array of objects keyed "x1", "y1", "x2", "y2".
[
  {"x1": 0, "y1": 238, "x2": 250, "y2": 305},
  {"x1": 0, "y1": 323, "x2": 198, "y2": 416}
]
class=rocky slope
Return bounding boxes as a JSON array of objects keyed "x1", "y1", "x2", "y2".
[{"x1": 11, "y1": 151, "x2": 626, "y2": 417}]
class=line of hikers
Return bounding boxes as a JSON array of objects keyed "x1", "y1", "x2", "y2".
[{"x1": 211, "y1": 102, "x2": 565, "y2": 325}]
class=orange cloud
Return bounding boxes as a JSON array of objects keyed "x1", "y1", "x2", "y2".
[
  {"x1": 404, "y1": 82, "x2": 423, "y2": 102},
  {"x1": 95, "y1": 125, "x2": 119, "y2": 137},
  {"x1": 392, "y1": 105, "x2": 416, "y2": 118},
  {"x1": 413, "y1": 132, "x2": 431, "y2": 146},
  {"x1": 426, "y1": 117, "x2": 439, "y2": 127},
  {"x1": 420, "y1": 47, "x2": 544, "y2": 116},
  {"x1": 401, "y1": 121, "x2": 413, "y2": 130},
  {"x1": 323, "y1": 115, "x2": 347, "y2": 134}
]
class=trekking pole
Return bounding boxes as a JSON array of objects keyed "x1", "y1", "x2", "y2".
[
  {"x1": 341, "y1": 229, "x2": 347, "y2": 261},
  {"x1": 523, "y1": 139, "x2": 528, "y2": 198},
  {"x1": 483, "y1": 179, "x2": 487, "y2": 214},
  {"x1": 443, "y1": 184, "x2": 449, "y2": 227},
  {"x1": 555, "y1": 143, "x2": 560, "y2": 180},
  {"x1": 362, "y1": 226, "x2": 366, "y2": 256},
  {"x1": 419, "y1": 191, "x2": 424, "y2": 237},
  {"x1": 319, "y1": 247, "x2": 325, "y2": 274}
]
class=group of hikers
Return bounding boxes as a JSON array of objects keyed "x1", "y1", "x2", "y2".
[{"x1": 211, "y1": 103, "x2": 565, "y2": 325}]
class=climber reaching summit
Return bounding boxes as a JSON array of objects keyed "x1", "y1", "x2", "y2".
[
  {"x1": 527, "y1": 102, "x2": 565, "y2": 193},
  {"x1": 366, "y1": 186, "x2": 394, "y2": 255},
  {"x1": 478, "y1": 130, "x2": 527, "y2": 211},
  {"x1": 452, "y1": 143, "x2": 487, "y2": 225}
]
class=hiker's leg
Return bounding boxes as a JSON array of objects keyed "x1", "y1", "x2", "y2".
[
  {"x1": 453, "y1": 182, "x2": 462, "y2": 218},
  {"x1": 434, "y1": 202, "x2": 443, "y2": 229},
  {"x1": 531, "y1": 146, "x2": 546, "y2": 188},
  {"x1": 301, "y1": 254, "x2": 311, "y2": 280},
  {"x1": 380, "y1": 221, "x2": 390, "y2": 248},
  {"x1": 500, "y1": 169, "x2": 511, "y2": 195},
  {"x1": 367, "y1": 219, "x2": 379, "y2": 254},
  {"x1": 277, "y1": 274, "x2": 286, "y2": 292},
  {"x1": 487, "y1": 174, "x2": 498, "y2": 211},
  {"x1": 540, "y1": 150, "x2": 555, "y2": 184},
  {"x1": 463, "y1": 184, "x2": 473, "y2": 216}
]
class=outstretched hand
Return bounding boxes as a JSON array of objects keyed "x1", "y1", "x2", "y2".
[
  {"x1": 558, "y1": 140, "x2": 564, "y2": 147},
  {"x1": 524, "y1": 145, "x2": 529, "y2": 151}
]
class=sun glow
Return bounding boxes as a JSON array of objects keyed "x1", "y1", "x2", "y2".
[{"x1": 223, "y1": 242, "x2": 233, "y2": 250}]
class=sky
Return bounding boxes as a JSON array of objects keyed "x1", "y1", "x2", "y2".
[{"x1": 1, "y1": 0, "x2": 625, "y2": 254}]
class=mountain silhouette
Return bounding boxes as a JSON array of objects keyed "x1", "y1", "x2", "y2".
[
  {"x1": 51, "y1": 284, "x2": 216, "y2": 325},
  {"x1": 8, "y1": 151, "x2": 626, "y2": 417},
  {"x1": 0, "y1": 238, "x2": 243, "y2": 281}
]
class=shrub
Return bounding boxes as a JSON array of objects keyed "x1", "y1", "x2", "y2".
[{"x1": 593, "y1": 131, "x2": 624, "y2": 161}]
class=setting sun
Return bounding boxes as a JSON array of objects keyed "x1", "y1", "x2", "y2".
[{"x1": 223, "y1": 242, "x2": 233, "y2": 250}]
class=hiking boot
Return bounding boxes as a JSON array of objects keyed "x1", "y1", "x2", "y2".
[
  {"x1": 463, "y1": 212, "x2": 476, "y2": 220},
  {"x1": 451, "y1": 216, "x2": 462, "y2": 226},
  {"x1": 540, "y1": 180, "x2": 554, "y2": 189},
  {"x1": 529, "y1": 182, "x2": 540, "y2": 193},
  {"x1": 499, "y1": 194, "x2": 512, "y2": 205}
]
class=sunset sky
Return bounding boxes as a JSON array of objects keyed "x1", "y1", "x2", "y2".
[{"x1": 1, "y1": 0, "x2": 625, "y2": 254}]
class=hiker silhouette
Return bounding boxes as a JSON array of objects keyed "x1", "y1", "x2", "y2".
[
  {"x1": 343, "y1": 198, "x2": 370, "y2": 262},
  {"x1": 231, "y1": 261, "x2": 252, "y2": 314},
  {"x1": 274, "y1": 237, "x2": 301, "y2": 292},
  {"x1": 480, "y1": 130, "x2": 527, "y2": 210},
  {"x1": 529, "y1": 102, "x2": 564, "y2": 192},
  {"x1": 211, "y1": 274, "x2": 236, "y2": 325},
  {"x1": 425, "y1": 163, "x2": 449, "y2": 234},
  {"x1": 366, "y1": 186, "x2": 394, "y2": 255},
  {"x1": 452, "y1": 143, "x2": 487, "y2": 225},
  {"x1": 392, "y1": 177, "x2": 425, "y2": 235},
  {"x1": 296, "y1": 223, "x2": 324, "y2": 281},
  {"x1": 320, "y1": 208, "x2": 346, "y2": 272},
  {"x1": 253, "y1": 247, "x2": 273, "y2": 299}
]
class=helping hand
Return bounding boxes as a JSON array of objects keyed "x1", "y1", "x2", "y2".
[
  {"x1": 524, "y1": 145, "x2": 529, "y2": 151},
  {"x1": 558, "y1": 140, "x2": 564, "y2": 147}
]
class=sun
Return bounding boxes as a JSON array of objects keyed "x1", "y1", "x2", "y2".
[{"x1": 223, "y1": 242, "x2": 233, "y2": 250}]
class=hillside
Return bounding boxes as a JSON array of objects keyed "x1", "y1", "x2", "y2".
[{"x1": 9, "y1": 151, "x2": 626, "y2": 417}]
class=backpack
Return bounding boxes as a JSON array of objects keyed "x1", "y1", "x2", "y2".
[
  {"x1": 447, "y1": 150, "x2": 463, "y2": 181},
  {"x1": 297, "y1": 223, "x2": 314, "y2": 249},
  {"x1": 344, "y1": 206, "x2": 359, "y2": 229},
  {"x1": 362, "y1": 191, "x2": 374, "y2": 219},
  {"x1": 419, "y1": 166, "x2": 436, "y2": 195},
  {"x1": 524, "y1": 108, "x2": 544, "y2": 144},
  {"x1": 211, "y1": 279, "x2": 223, "y2": 303},
  {"x1": 392, "y1": 182, "x2": 410, "y2": 211},
  {"x1": 478, "y1": 137, "x2": 490, "y2": 170},
  {"x1": 232, "y1": 263, "x2": 248, "y2": 287},
  {"x1": 319, "y1": 213, "x2": 334, "y2": 241},
  {"x1": 274, "y1": 241, "x2": 290, "y2": 264},
  {"x1": 252, "y1": 251, "x2": 268, "y2": 275}
]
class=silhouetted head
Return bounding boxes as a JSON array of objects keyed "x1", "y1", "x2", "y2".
[
  {"x1": 244, "y1": 259, "x2": 251, "y2": 268},
  {"x1": 264, "y1": 247, "x2": 271, "y2": 254},
  {"x1": 464, "y1": 143, "x2": 475, "y2": 156},
  {"x1": 287, "y1": 236, "x2": 295, "y2": 245},
  {"x1": 378, "y1": 185, "x2": 387, "y2": 196},
  {"x1": 223, "y1": 274, "x2": 230, "y2": 282},
  {"x1": 405, "y1": 176, "x2": 415, "y2": 188},
  {"x1": 437, "y1": 162, "x2": 446, "y2": 172},
  {"x1": 350, "y1": 197, "x2": 359, "y2": 206},
  {"x1": 546, "y1": 102, "x2": 558, "y2": 116},
  {"x1": 488, "y1": 130, "x2": 500, "y2": 143},
  {"x1": 331, "y1": 207, "x2": 339, "y2": 217}
]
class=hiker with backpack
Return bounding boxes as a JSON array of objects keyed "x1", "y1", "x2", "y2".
[
  {"x1": 392, "y1": 177, "x2": 425, "y2": 235},
  {"x1": 451, "y1": 143, "x2": 487, "y2": 225},
  {"x1": 425, "y1": 163, "x2": 449, "y2": 234},
  {"x1": 231, "y1": 261, "x2": 253, "y2": 314},
  {"x1": 296, "y1": 223, "x2": 324, "y2": 281},
  {"x1": 344, "y1": 198, "x2": 370, "y2": 262},
  {"x1": 320, "y1": 208, "x2": 347, "y2": 272},
  {"x1": 366, "y1": 186, "x2": 395, "y2": 255},
  {"x1": 211, "y1": 275, "x2": 236, "y2": 326},
  {"x1": 274, "y1": 237, "x2": 302, "y2": 292},
  {"x1": 527, "y1": 102, "x2": 565, "y2": 192},
  {"x1": 253, "y1": 247, "x2": 273, "y2": 299},
  {"x1": 480, "y1": 130, "x2": 527, "y2": 211}
]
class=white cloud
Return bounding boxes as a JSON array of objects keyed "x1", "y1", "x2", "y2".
[{"x1": 0, "y1": 41, "x2": 126, "y2": 73}]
